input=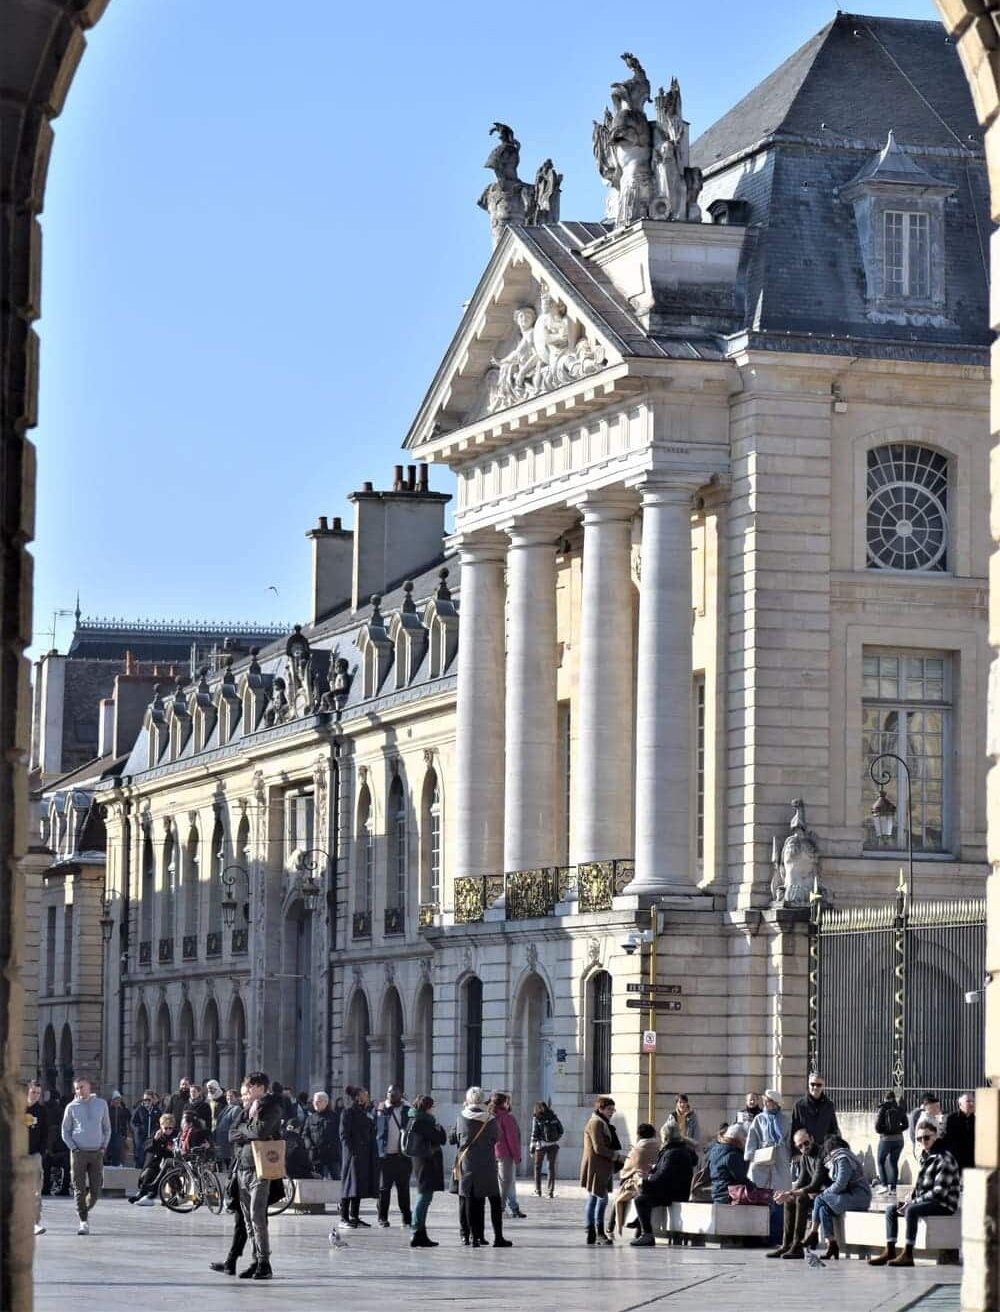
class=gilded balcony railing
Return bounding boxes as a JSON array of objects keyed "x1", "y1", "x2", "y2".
[
  {"x1": 138, "y1": 940, "x2": 151, "y2": 966},
  {"x1": 352, "y1": 910, "x2": 372, "y2": 939},
  {"x1": 182, "y1": 935, "x2": 198, "y2": 961},
  {"x1": 577, "y1": 859, "x2": 634, "y2": 913},
  {"x1": 418, "y1": 902, "x2": 439, "y2": 930},
  {"x1": 231, "y1": 928, "x2": 248, "y2": 954},
  {"x1": 505, "y1": 868, "x2": 558, "y2": 920},
  {"x1": 158, "y1": 937, "x2": 174, "y2": 964},
  {"x1": 205, "y1": 931, "x2": 222, "y2": 958},
  {"x1": 454, "y1": 875, "x2": 505, "y2": 924},
  {"x1": 384, "y1": 906, "x2": 404, "y2": 936}
]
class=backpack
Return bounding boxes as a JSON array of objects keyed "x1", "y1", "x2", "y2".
[
  {"x1": 401, "y1": 1117, "x2": 429, "y2": 1158},
  {"x1": 879, "y1": 1103, "x2": 907, "y2": 1136}
]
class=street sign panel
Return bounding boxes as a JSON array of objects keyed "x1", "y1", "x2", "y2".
[
  {"x1": 626, "y1": 998, "x2": 681, "y2": 1011},
  {"x1": 626, "y1": 983, "x2": 682, "y2": 995}
]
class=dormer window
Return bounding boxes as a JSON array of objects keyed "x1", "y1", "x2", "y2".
[{"x1": 883, "y1": 210, "x2": 929, "y2": 299}]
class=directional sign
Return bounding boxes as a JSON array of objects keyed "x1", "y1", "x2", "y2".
[
  {"x1": 626, "y1": 998, "x2": 682, "y2": 1011},
  {"x1": 641, "y1": 1030, "x2": 657, "y2": 1053},
  {"x1": 626, "y1": 983, "x2": 682, "y2": 995}
]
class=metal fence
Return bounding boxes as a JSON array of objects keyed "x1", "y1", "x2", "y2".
[{"x1": 809, "y1": 893, "x2": 985, "y2": 1113}]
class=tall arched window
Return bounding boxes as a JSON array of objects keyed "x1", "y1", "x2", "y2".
[
  {"x1": 866, "y1": 444, "x2": 948, "y2": 572},
  {"x1": 183, "y1": 823, "x2": 199, "y2": 954},
  {"x1": 386, "y1": 775, "x2": 406, "y2": 931},
  {"x1": 208, "y1": 813, "x2": 225, "y2": 947},
  {"x1": 589, "y1": 970, "x2": 613, "y2": 1094},
  {"x1": 462, "y1": 976, "x2": 483, "y2": 1089},
  {"x1": 160, "y1": 827, "x2": 177, "y2": 961},
  {"x1": 420, "y1": 770, "x2": 441, "y2": 908},
  {"x1": 140, "y1": 832, "x2": 154, "y2": 948},
  {"x1": 355, "y1": 785, "x2": 374, "y2": 934}
]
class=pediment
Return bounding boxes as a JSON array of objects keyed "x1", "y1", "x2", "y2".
[{"x1": 405, "y1": 228, "x2": 627, "y2": 451}]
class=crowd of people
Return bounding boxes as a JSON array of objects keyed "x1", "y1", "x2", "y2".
[{"x1": 24, "y1": 1069, "x2": 976, "y2": 1274}]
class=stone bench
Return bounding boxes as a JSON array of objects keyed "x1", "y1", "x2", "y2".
[
  {"x1": 649, "y1": 1201, "x2": 770, "y2": 1243},
  {"x1": 289, "y1": 1179, "x2": 341, "y2": 1214},
  {"x1": 841, "y1": 1207, "x2": 961, "y2": 1259},
  {"x1": 100, "y1": 1167, "x2": 141, "y2": 1196}
]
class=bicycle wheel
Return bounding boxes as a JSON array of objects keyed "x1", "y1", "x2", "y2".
[
  {"x1": 159, "y1": 1163, "x2": 200, "y2": 1213},
  {"x1": 267, "y1": 1177, "x2": 296, "y2": 1216},
  {"x1": 201, "y1": 1165, "x2": 224, "y2": 1215}
]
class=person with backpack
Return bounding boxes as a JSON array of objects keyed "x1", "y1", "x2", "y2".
[
  {"x1": 874, "y1": 1091, "x2": 908, "y2": 1196},
  {"x1": 402, "y1": 1094, "x2": 447, "y2": 1248},
  {"x1": 529, "y1": 1100, "x2": 563, "y2": 1198}
]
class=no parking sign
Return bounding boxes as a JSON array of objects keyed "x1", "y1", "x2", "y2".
[{"x1": 641, "y1": 1030, "x2": 657, "y2": 1053}]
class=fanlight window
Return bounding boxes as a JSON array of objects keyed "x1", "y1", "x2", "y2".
[{"x1": 866, "y1": 444, "x2": 948, "y2": 573}]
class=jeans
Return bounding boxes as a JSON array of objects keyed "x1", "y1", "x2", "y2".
[
  {"x1": 498, "y1": 1157, "x2": 519, "y2": 1213},
  {"x1": 412, "y1": 1189, "x2": 433, "y2": 1231},
  {"x1": 70, "y1": 1149, "x2": 104, "y2": 1221},
  {"x1": 236, "y1": 1164, "x2": 271, "y2": 1262},
  {"x1": 31, "y1": 1154, "x2": 43, "y2": 1225},
  {"x1": 105, "y1": 1134, "x2": 124, "y2": 1167},
  {"x1": 885, "y1": 1198, "x2": 953, "y2": 1246},
  {"x1": 533, "y1": 1146, "x2": 558, "y2": 1196},
  {"x1": 378, "y1": 1154, "x2": 412, "y2": 1223},
  {"x1": 877, "y1": 1137, "x2": 903, "y2": 1190},
  {"x1": 585, "y1": 1191, "x2": 609, "y2": 1231}
]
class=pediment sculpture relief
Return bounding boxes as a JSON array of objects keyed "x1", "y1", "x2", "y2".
[{"x1": 487, "y1": 280, "x2": 607, "y2": 414}]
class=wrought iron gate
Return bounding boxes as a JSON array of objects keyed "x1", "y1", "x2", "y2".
[{"x1": 808, "y1": 886, "x2": 985, "y2": 1113}]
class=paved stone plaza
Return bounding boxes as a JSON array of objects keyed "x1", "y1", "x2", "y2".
[{"x1": 33, "y1": 1190, "x2": 960, "y2": 1311}]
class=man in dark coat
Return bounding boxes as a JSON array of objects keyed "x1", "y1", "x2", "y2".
[
  {"x1": 340, "y1": 1086, "x2": 378, "y2": 1227},
  {"x1": 630, "y1": 1127, "x2": 697, "y2": 1246},
  {"x1": 943, "y1": 1092, "x2": 976, "y2": 1170},
  {"x1": 106, "y1": 1092, "x2": 130, "y2": 1166},
  {"x1": 230, "y1": 1071, "x2": 283, "y2": 1281},
  {"x1": 26, "y1": 1080, "x2": 48, "y2": 1234},
  {"x1": 791, "y1": 1075, "x2": 839, "y2": 1144},
  {"x1": 130, "y1": 1091, "x2": 160, "y2": 1169},
  {"x1": 376, "y1": 1084, "x2": 412, "y2": 1227},
  {"x1": 303, "y1": 1092, "x2": 341, "y2": 1179},
  {"x1": 166, "y1": 1077, "x2": 191, "y2": 1121}
]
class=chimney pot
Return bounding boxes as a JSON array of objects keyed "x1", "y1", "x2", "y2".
[
  {"x1": 393, "y1": 464, "x2": 404, "y2": 491},
  {"x1": 333, "y1": 516, "x2": 342, "y2": 531},
  {"x1": 418, "y1": 463, "x2": 429, "y2": 491},
  {"x1": 318, "y1": 515, "x2": 329, "y2": 531},
  {"x1": 362, "y1": 481, "x2": 373, "y2": 493},
  {"x1": 407, "y1": 464, "x2": 416, "y2": 491}
]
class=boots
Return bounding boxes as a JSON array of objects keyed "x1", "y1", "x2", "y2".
[
  {"x1": 586, "y1": 1225, "x2": 597, "y2": 1245},
  {"x1": 595, "y1": 1230, "x2": 614, "y2": 1245},
  {"x1": 410, "y1": 1229, "x2": 438, "y2": 1248},
  {"x1": 209, "y1": 1260, "x2": 237, "y2": 1275},
  {"x1": 868, "y1": 1243, "x2": 897, "y2": 1266},
  {"x1": 238, "y1": 1263, "x2": 258, "y2": 1279},
  {"x1": 766, "y1": 1245, "x2": 789, "y2": 1258},
  {"x1": 888, "y1": 1244, "x2": 914, "y2": 1267},
  {"x1": 801, "y1": 1226, "x2": 820, "y2": 1250},
  {"x1": 821, "y1": 1239, "x2": 840, "y2": 1261},
  {"x1": 782, "y1": 1244, "x2": 804, "y2": 1260},
  {"x1": 252, "y1": 1260, "x2": 273, "y2": 1280}
]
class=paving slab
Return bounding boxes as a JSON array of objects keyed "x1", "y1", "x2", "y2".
[{"x1": 33, "y1": 1191, "x2": 962, "y2": 1312}]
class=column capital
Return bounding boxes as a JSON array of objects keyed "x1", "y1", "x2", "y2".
[
  {"x1": 446, "y1": 528, "x2": 507, "y2": 563},
  {"x1": 628, "y1": 473, "x2": 706, "y2": 506},
  {"x1": 568, "y1": 486, "x2": 639, "y2": 522},
  {"x1": 498, "y1": 511, "x2": 575, "y2": 546}
]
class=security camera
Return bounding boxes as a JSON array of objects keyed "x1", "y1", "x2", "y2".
[
  {"x1": 621, "y1": 933, "x2": 641, "y2": 956},
  {"x1": 964, "y1": 989, "x2": 984, "y2": 1005}
]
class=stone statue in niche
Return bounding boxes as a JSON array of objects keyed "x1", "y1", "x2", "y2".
[
  {"x1": 264, "y1": 676, "x2": 290, "y2": 727},
  {"x1": 593, "y1": 54, "x2": 703, "y2": 228},
  {"x1": 488, "y1": 280, "x2": 607, "y2": 413},
  {"x1": 284, "y1": 625, "x2": 315, "y2": 717},
  {"x1": 478, "y1": 124, "x2": 561, "y2": 247},
  {"x1": 770, "y1": 798, "x2": 820, "y2": 908}
]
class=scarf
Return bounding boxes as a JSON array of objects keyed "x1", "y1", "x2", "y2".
[
  {"x1": 761, "y1": 1109, "x2": 786, "y2": 1146},
  {"x1": 462, "y1": 1103, "x2": 492, "y2": 1123}
]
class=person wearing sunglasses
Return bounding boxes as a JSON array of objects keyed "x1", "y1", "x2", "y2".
[
  {"x1": 868, "y1": 1120, "x2": 960, "y2": 1267},
  {"x1": 790, "y1": 1075, "x2": 839, "y2": 1147}
]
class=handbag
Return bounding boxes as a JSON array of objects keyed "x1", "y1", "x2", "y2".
[
  {"x1": 251, "y1": 1138, "x2": 287, "y2": 1181},
  {"x1": 449, "y1": 1119, "x2": 489, "y2": 1194},
  {"x1": 688, "y1": 1162, "x2": 713, "y2": 1203},
  {"x1": 728, "y1": 1183, "x2": 772, "y2": 1206},
  {"x1": 753, "y1": 1145, "x2": 776, "y2": 1166}
]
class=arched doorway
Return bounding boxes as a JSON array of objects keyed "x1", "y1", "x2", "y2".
[
  {"x1": 155, "y1": 1003, "x2": 172, "y2": 1095},
  {"x1": 41, "y1": 1025, "x2": 57, "y2": 1097},
  {"x1": 345, "y1": 990, "x2": 371, "y2": 1092},
  {"x1": 412, "y1": 983, "x2": 433, "y2": 1096},
  {"x1": 202, "y1": 999, "x2": 220, "y2": 1082},
  {"x1": 283, "y1": 904, "x2": 313, "y2": 1091},
  {"x1": 513, "y1": 973, "x2": 554, "y2": 1134},
  {"x1": 134, "y1": 1005, "x2": 150, "y2": 1093},
  {"x1": 379, "y1": 986, "x2": 405, "y2": 1092},
  {"x1": 228, "y1": 996, "x2": 247, "y2": 1089},
  {"x1": 58, "y1": 1024, "x2": 73, "y2": 1098},
  {"x1": 460, "y1": 977, "x2": 483, "y2": 1090}
]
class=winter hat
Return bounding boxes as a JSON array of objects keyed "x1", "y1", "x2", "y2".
[
  {"x1": 205, "y1": 1080, "x2": 222, "y2": 1097},
  {"x1": 763, "y1": 1089, "x2": 783, "y2": 1107}
]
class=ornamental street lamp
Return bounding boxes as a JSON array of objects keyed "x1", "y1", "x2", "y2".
[
  {"x1": 869, "y1": 751, "x2": 915, "y2": 904},
  {"x1": 219, "y1": 863, "x2": 250, "y2": 928},
  {"x1": 99, "y1": 889, "x2": 115, "y2": 944},
  {"x1": 293, "y1": 848, "x2": 330, "y2": 912}
]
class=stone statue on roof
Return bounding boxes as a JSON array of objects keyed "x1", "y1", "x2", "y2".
[
  {"x1": 593, "y1": 54, "x2": 703, "y2": 228},
  {"x1": 478, "y1": 124, "x2": 560, "y2": 247},
  {"x1": 488, "y1": 280, "x2": 606, "y2": 413}
]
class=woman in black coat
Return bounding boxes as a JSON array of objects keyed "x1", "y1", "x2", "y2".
[
  {"x1": 630, "y1": 1125, "x2": 698, "y2": 1246},
  {"x1": 449, "y1": 1086, "x2": 510, "y2": 1249},
  {"x1": 405, "y1": 1095, "x2": 447, "y2": 1248},
  {"x1": 339, "y1": 1087, "x2": 377, "y2": 1226}
]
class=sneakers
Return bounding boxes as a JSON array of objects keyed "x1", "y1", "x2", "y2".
[
  {"x1": 630, "y1": 1233, "x2": 655, "y2": 1247},
  {"x1": 135, "y1": 1196, "x2": 155, "y2": 1207},
  {"x1": 77, "y1": 1221, "x2": 89, "y2": 1236},
  {"x1": 34, "y1": 1224, "x2": 46, "y2": 1236}
]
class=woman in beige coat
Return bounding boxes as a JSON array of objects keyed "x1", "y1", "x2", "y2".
[
  {"x1": 609, "y1": 1122, "x2": 659, "y2": 1238},
  {"x1": 579, "y1": 1096, "x2": 622, "y2": 1245}
]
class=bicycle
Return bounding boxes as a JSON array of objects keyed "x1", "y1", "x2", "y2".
[
  {"x1": 267, "y1": 1176, "x2": 296, "y2": 1216},
  {"x1": 158, "y1": 1147, "x2": 224, "y2": 1215}
]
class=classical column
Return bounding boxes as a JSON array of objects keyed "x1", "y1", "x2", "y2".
[
  {"x1": 503, "y1": 517, "x2": 563, "y2": 873},
  {"x1": 572, "y1": 489, "x2": 636, "y2": 864},
  {"x1": 453, "y1": 533, "x2": 507, "y2": 878},
  {"x1": 630, "y1": 480, "x2": 700, "y2": 895}
]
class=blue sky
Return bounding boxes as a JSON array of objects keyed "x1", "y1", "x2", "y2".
[{"x1": 32, "y1": 0, "x2": 938, "y2": 654}]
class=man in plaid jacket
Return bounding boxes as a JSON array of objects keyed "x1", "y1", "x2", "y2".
[{"x1": 868, "y1": 1119, "x2": 961, "y2": 1267}]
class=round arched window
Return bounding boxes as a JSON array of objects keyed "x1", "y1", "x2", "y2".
[{"x1": 866, "y1": 444, "x2": 948, "y2": 572}]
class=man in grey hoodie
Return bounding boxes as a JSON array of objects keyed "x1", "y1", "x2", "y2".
[{"x1": 61, "y1": 1077, "x2": 111, "y2": 1234}]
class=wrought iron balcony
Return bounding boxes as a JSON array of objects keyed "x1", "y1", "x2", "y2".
[
  {"x1": 384, "y1": 906, "x2": 404, "y2": 936},
  {"x1": 182, "y1": 935, "x2": 198, "y2": 961},
  {"x1": 352, "y1": 910, "x2": 372, "y2": 939},
  {"x1": 577, "y1": 859, "x2": 634, "y2": 913},
  {"x1": 418, "y1": 902, "x2": 439, "y2": 930},
  {"x1": 505, "y1": 868, "x2": 560, "y2": 920},
  {"x1": 206, "y1": 931, "x2": 222, "y2": 958},
  {"x1": 454, "y1": 874, "x2": 505, "y2": 924},
  {"x1": 158, "y1": 937, "x2": 174, "y2": 964},
  {"x1": 138, "y1": 940, "x2": 152, "y2": 966},
  {"x1": 231, "y1": 928, "x2": 248, "y2": 954}
]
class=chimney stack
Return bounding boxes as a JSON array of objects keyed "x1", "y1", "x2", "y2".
[
  {"x1": 349, "y1": 467, "x2": 452, "y2": 610},
  {"x1": 306, "y1": 513, "x2": 354, "y2": 625}
]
